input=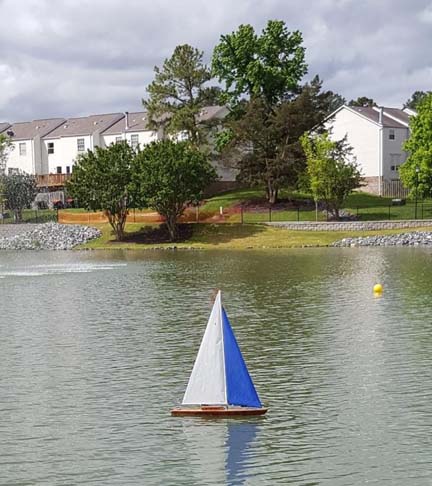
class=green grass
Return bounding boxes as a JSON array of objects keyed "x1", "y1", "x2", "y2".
[
  {"x1": 79, "y1": 222, "x2": 432, "y2": 250},
  {"x1": 0, "y1": 209, "x2": 56, "y2": 224}
]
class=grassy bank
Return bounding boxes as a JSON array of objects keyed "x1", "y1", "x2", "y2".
[{"x1": 80, "y1": 222, "x2": 432, "y2": 250}]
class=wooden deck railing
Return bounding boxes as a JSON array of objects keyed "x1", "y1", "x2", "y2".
[{"x1": 36, "y1": 174, "x2": 72, "y2": 187}]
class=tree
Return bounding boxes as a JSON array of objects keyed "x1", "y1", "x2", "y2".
[
  {"x1": 67, "y1": 142, "x2": 135, "y2": 240},
  {"x1": 143, "y1": 44, "x2": 217, "y2": 147},
  {"x1": 217, "y1": 75, "x2": 337, "y2": 203},
  {"x1": 348, "y1": 97, "x2": 377, "y2": 107},
  {"x1": 404, "y1": 90, "x2": 431, "y2": 110},
  {"x1": 130, "y1": 140, "x2": 217, "y2": 241},
  {"x1": 399, "y1": 93, "x2": 432, "y2": 196},
  {"x1": 212, "y1": 20, "x2": 307, "y2": 109},
  {"x1": 0, "y1": 134, "x2": 13, "y2": 175},
  {"x1": 1, "y1": 172, "x2": 37, "y2": 221},
  {"x1": 301, "y1": 132, "x2": 363, "y2": 220}
]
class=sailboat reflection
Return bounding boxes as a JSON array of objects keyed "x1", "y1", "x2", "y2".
[
  {"x1": 182, "y1": 420, "x2": 261, "y2": 485},
  {"x1": 225, "y1": 420, "x2": 260, "y2": 485}
]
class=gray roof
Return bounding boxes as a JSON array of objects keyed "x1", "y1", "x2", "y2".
[
  {"x1": 46, "y1": 113, "x2": 124, "y2": 139},
  {"x1": 103, "y1": 112, "x2": 149, "y2": 135},
  {"x1": 381, "y1": 107, "x2": 411, "y2": 126},
  {"x1": 349, "y1": 106, "x2": 408, "y2": 128},
  {"x1": 3, "y1": 118, "x2": 66, "y2": 141},
  {"x1": 0, "y1": 123, "x2": 11, "y2": 134},
  {"x1": 197, "y1": 106, "x2": 228, "y2": 122}
]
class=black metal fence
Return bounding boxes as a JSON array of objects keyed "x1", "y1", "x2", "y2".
[{"x1": 0, "y1": 209, "x2": 58, "y2": 224}]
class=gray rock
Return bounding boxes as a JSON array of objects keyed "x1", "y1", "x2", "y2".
[
  {"x1": 333, "y1": 231, "x2": 432, "y2": 248},
  {"x1": 0, "y1": 223, "x2": 101, "y2": 250}
]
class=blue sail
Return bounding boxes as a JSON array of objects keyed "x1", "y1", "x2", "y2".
[{"x1": 222, "y1": 308, "x2": 262, "y2": 408}]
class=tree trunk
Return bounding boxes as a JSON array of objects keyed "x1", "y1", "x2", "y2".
[
  {"x1": 165, "y1": 214, "x2": 179, "y2": 242},
  {"x1": 267, "y1": 183, "x2": 278, "y2": 205},
  {"x1": 107, "y1": 210, "x2": 127, "y2": 241}
]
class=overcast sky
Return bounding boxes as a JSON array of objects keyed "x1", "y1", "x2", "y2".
[{"x1": 0, "y1": 0, "x2": 431, "y2": 122}]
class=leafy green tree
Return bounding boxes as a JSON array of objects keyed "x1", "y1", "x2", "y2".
[
  {"x1": 400, "y1": 93, "x2": 432, "y2": 196},
  {"x1": 130, "y1": 140, "x2": 216, "y2": 241},
  {"x1": 67, "y1": 142, "x2": 135, "y2": 240},
  {"x1": 0, "y1": 134, "x2": 13, "y2": 175},
  {"x1": 143, "y1": 44, "x2": 218, "y2": 147},
  {"x1": 217, "y1": 75, "x2": 337, "y2": 203},
  {"x1": 212, "y1": 20, "x2": 307, "y2": 109},
  {"x1": 1, "y1": 172, "x2": 37, "y2": 221},
  {"x1": 301, "y1": 132, "x2": 363, "y2": 219},
  {"x1": 404, "y1": 90, "x2": 431, "y2": 111},
  {"x1": 348, "y1": 97, "x2": 376, "y2": 107}
]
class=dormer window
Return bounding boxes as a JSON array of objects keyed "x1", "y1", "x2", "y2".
[
  {"x1": 19, "y1": 143, "x2": 26, "y2": 156},
  {"x1": 389, "y1": 129, "x2": 395, "y2": 140},
  {"x1": 77, "y1": 138, "x2": 85, "y2": 152}
]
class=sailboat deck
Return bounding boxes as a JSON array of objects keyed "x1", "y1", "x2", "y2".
[{"x1": 171, "y1": 406, "x2": 268, "y2": 416}]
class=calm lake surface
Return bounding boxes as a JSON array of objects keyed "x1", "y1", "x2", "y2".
[{"x1": 0, "y1": 248, "x2": 431, "y2": 485}]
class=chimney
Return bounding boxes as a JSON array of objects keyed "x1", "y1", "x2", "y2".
[
  {"x1": 124, "y1": 111, "x2": 129, "y2": 131},
  {"x1": 378, "y1": 106, "x2": 383, "y2": 125}
]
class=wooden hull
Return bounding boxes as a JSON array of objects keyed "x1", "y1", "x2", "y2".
[{"x1": 171, "y1": 405, "x2": 268, "y2": 417}]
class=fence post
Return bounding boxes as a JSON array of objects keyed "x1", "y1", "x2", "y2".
[
  {"x1": 196, "y1": 205, "x2": 199, "y2": 223},
  {"x1": 422, "y1": 201, "x2": 424, "y2": 219},
  {"x1": 134, "y1": 207, "x2": 136, "y2": 223},
  {"x1": 297, "y1": 207, "x2": 300, "y2": 222},
  {"x1": 269, "y1": 206, "x2": 272, "y2": 222},
  {"x1": 388, "y1": 205, "x2": 391, "y2": 220}
]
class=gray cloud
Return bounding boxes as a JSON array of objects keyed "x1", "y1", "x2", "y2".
[{"x1": 0, "y1": 0, "x2": 431, "y2": 122}]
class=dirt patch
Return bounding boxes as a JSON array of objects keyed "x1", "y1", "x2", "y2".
[{"x1": 233, "y1": 198, "x2": 315, "y2": 212}]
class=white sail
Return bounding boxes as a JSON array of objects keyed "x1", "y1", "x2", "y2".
[{"x1": 182, "y1": 291, "x2": 227, "y2": 405}]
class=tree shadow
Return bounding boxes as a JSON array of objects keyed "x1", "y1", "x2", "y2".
[{"x1": 113, "y1": 222, "x2": 267, "y2": 246}]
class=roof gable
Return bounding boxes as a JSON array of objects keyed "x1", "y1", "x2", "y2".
[
  {"x1": 46, "y1": 113, "x2": 123, "y2": 139},
  {"x1": 4, "y1": 118, "x2": 66, "y2": 141}
]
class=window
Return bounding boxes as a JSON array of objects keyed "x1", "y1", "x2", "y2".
[
  {"x1": 19, "y1": 143, "x2": 26, "y2": 156},
  {"x1": 47, "y1": 142, "x2": 54, "y2": 154},
  {"x1": 390, "y1": 165, "x2": 400, "y2": 172},
  {"x1": 77, "y1": 138, "x2": 85, "y2": 152},
  {"x1": 56, "y1": 166, "x2": 62, "y2": 174},
  {"x1": 389, "y1": 129, "x2": 395, "y2": 140},
  {"x1": 66, "y1": 166, "x2": 71, "y2": 174},
  {"x1": 130, "y1": 134, "x2": 139, "y2": 149},
  {"x1": 115, "y1": 136, "x2": 123, "y2": 144}
]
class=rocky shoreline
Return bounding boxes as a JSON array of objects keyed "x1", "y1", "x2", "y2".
[
  {"x1": 0, "y1": 223, "x2": 101, "y2": 250},
  {"x1": 333, "y1": 231, "x2": 432, "y2": 247}
]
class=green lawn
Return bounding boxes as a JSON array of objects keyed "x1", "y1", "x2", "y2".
[{"x1": 79, "y1": 222, "x2": 432, "y2": 250}]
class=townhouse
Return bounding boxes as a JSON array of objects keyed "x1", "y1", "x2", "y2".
[
  {"x1": 0, "y1": 106, "x2": 234, "y2": 190},
  {"x1": 325, "y1": 105, "x2": 414, "y2": 196}
]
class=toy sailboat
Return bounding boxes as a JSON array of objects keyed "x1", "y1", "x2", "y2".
[{"x1": 171, "y1": 291, "x2": 267, "y2": 416}]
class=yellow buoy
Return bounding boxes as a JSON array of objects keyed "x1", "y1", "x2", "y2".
[{"x1": 373, "y1": 283, "x2": 383, "y2": 293}]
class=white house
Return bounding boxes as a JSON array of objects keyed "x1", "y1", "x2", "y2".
[
  {"x1": 0, "y1": 106, "x2": 236, "y2": 193},
  {"x1": 325, "y1": 105, "x2": 414, "y2": 195},
  {"x1": 42, "y1": 113, "x2": 124, "y2": 175},
  {"x1": 0, "y1": 118, "x2": 65, "y2": 175},
  {"x1": 102, "y1": 111, "x2": 159, "y2": 148}
]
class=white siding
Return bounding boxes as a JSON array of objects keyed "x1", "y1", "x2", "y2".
[
  {"x1": 5, "y1": 140, "x2": 34, "y2": 174},
  {"x1": 381, "y1": 127, "x2": 410, "y2": 180},
  {"x1": 102, "y1": 130, "x2": 158, "y2": 148},
  {"x1": 43, "y1": 135, "x2": 92, "y2": 173},
  {"x1": 326, "y1": 108, "x2": 381, "y2": 178}
]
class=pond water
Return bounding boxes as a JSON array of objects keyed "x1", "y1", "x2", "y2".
[{"x1": 0, "y1": 248, "x2": 431, "y2": 485}]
